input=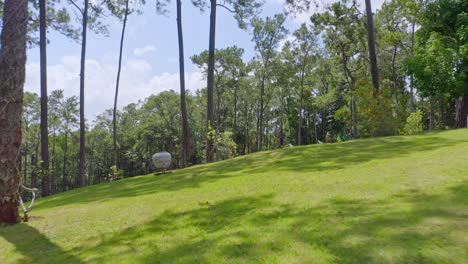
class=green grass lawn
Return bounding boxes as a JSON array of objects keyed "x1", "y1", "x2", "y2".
[{"x1": 1, "y1": 129, "x2": 467, "y2": 263}]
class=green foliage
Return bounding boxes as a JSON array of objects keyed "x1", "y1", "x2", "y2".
[
  {"x1": 406, "y1": 0, "x2": 467, "y2": 98},
  {"x1": 334, "y1": 106, "x2": 351, "y2": 125},
  {"x1": 214, "y1": 131, "x2": 237, "y2": 160},
  {"x1": 355, "y1": 81, "x2": 399, "y2": 137},
  {"x1": 191, "y1": 0, "x2": 262, "y2": 29},
  {"x1": 208, "y1": 125, "x2": 237, "y2": 161},
  {"x1": 109, "y1": 165, "x2": 123, "y2": 181},
  {"x1": 401, "y1": 110, "x2": 423, "y2": 135}
]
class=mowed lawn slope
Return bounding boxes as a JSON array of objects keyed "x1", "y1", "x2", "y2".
[{"x1": 1, "y1": 130, "x2": 467, "y2": 264}]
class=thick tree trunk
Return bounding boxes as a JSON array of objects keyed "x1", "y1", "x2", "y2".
[
  {"x1": 78, "y1": 0, "x2": 89, "y2": 187},
  {"x1": 39, "y1": 0, "x2": 50, "y2": 197},
  {"x1": 23, "y1": 124, "x2": 28, "y2": 186},
  {"x1": 0, "y1": 0, "x2": 28, "y2": 224},
  {"x1": 206, "y1": 0, "x2": 216, "y2": 162},
  {"x1": 455, "y1": 94, "x2": 468, "y2": 128},
  {"x1": 113, "y1": 0, "x2": 129, "y2": 168},
  {"x1": 364, "y1": 0, "x2": 379, "y2": 93},
  {"x1": 177, "y1": 0, "x2": 190, "y2": 167}
]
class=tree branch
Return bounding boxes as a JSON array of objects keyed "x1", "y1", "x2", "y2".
[
  {"x1": 69, "y1": 0, "x2": 84, "y2": 15},
  {"x1": 216, "y1": 4, "x2": 235, "y2": 13}
]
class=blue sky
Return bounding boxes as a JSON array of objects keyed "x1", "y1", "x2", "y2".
[{"x1": 24, "y1": 0, "x2": 384, "y2": 119}]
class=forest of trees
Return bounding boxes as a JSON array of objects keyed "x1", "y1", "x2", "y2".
[{"x1": 1, "y1": 0, "x2": 467, "y2": 208}]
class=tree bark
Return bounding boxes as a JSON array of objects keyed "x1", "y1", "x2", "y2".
[
  {"x1": 113, "y1": 0, "x2": 129, "y2": 168},
  {"x1": 455, "y1": 94, "x2": 468, "y2": 128},
  {"x1": 409, "y1": 21, "x2": 416, "y2": 111},
  {"x1": 177, "y1": 0, "x2": 190, "y2": 167},
  {"x1": 78, "y1": 0, "x2": 89, "y2": 187},
  {"x1": 62, "y1": 126, "x2": 68, "y2": 192},
  {"x1": 258, "y1": 75, "x2": 265, "y2": 150},
  {"x1": 51, "y1": 129, "x2": 56, "y2": 194},
  {"x1": 32, "y1": 137, "x2": 39, "y2": 188},
  {"x1": 429, "y1": 96, "x2": 435, "y2": 131},
  {"x1": 351, "y1": 93, "x2": 358, "y2": 138},
  {"x1": 298, "y1": 68, "x2": 305, "y2": 145},
  {"x1": 364, "y1": 0, "x2": 379, "y2": 94},
  {"x1": 39, "y1": 0, "x2": 50, "y2": 197},
  {"x1": 233, "y1": 81, "x2": 238, "y2": 139},
  {"x1": 391, "y1": 45, "x2": 400, "y2": 120},
  {"x1": 0, "y1": 0, "x2": 28, "y2": 224},
  {"x1": 206, "y1": 0, "x2": 216, "y2": 162}
]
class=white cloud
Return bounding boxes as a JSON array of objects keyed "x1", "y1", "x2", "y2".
[
  {"x1": 25, "y1": 56, "x2": 204, "y2": 120},
  {"x1": 133, "y1": 45, "x2": 157, "y2": 56}
]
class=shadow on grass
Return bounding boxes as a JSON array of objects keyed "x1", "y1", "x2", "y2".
[
  {"x1": 272, "y1": 134, "x2": 468, "y2": 173},
  {"x1": 76, "y1": 181, "x2": 468, "y2": 263},
  {"x1": 0, "y1": 224, "x2": 82, "y2": 264},
  {"x1": 37, "y1": 132, "x2": 467, "y2": 210}
]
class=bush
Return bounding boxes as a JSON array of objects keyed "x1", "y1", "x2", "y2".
[
  {"x1": 355, "y1": 81, "x2": 399, "y2": 137},
  {"x1": 109, "y1": 165, "x2": 124, "y2": 181},
  {"x1": 401, "y1": 110, "x2": 423, "y2": 135},
  {"x1": 207, "y1": 124, "x2": 237, "y2": 161}
]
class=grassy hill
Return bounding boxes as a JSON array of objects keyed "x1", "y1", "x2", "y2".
[{"x1": 1, "y1": 129, "x2": 467, "y2": 264}]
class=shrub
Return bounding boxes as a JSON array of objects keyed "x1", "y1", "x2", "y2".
[
  {"x1": 355, "y1": 81, "x2": 399, "y2": 137},
  {"x1": 401, "y1": 110, "x2": 423, "y2": 135},
  {"x1": 109, "y1": 165, "x2": 124, "y2": 181},
  {"x1": 207, "y1": 124, "x2": 237, "y2": 161}
]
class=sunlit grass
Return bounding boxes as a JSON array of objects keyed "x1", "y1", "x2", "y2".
[{"x1": 1, "y1": 129, "x2": 467, "y2": 263}]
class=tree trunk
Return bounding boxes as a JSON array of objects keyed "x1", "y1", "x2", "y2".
[
  {"x1": 88, "y1": 138, "x2": 94, "y2": 184},
  {"x1": 113, "y1": 0, "x2": 129, "y2": 168},
  {"x1": 391, "y1": 45, "x2": 400, "y2": 119},
  {"x1": 298, "y1": 70, "x2": 305, "y2": 145},
  {"x1": 51, "y1": 129, "x2": 56, "y2": 194},
  {"x1": 278, "y1": 89, "x2": 284, "y2": 147},
  {"x1": 438, "y1": 95, "x2": 444, "y2": 128},
  {"x1": 216, "y1": 81, "x2": 221, "y2": 130},
  {"x1": 429, "y1": 96, "x2": 435, "y2": 131},
  {"x1": 206, "y1": 0, "x2": 216, "y2": 162},
  {"x1": 410, "y1": 21, "x2": 416, "y2": 111},
  {"x1": 351, "y1": 94, "x2": 358, "y2": 138},
  {"x1": 364, "y1": 0, "x2": 379, "y2": 94},
  {"x1": 62, "y1": 129, "x2": 68, "y2": 192},
  {"x1": 177, "y1": 0, "x2": 190, "y2": 167},
  {"x1": 455, "y1": 94, "x2": 468, "y2": 128},
  {"x1": 78, "y1": 0, "x2": 89, "y2": 187},
  {"x1": 23, "y1": 124, "x2": 28, "y2": 186},
  {"x1": 39, "y1": 0, "x2": 50, "y2": 197},
  {"x1": 233, "y1": 82, "x2": 238, "y2": 135},
  {"x1": 32, "y1": 138, "x2": 40, "y2": 188},
  {"x1": 258, "y1": 75, "x2": 266, "y2": 150},
  {"x1": 0, "y1": 0, "x2": 28, "y2": 224}
]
